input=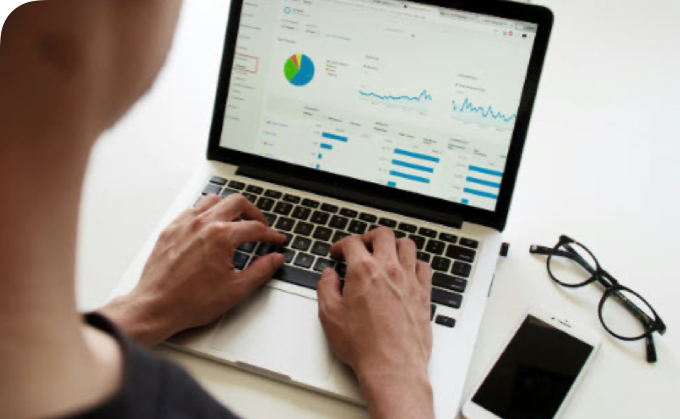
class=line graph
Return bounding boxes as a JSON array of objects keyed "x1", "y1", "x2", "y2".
[
  {"x1": 452, "y1": 97, "x2": 517, "y2": 126},
  {"x1": 359, "y1": 89, "x2": 433, "y2": 102}
]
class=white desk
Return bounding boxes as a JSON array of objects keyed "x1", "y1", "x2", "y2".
[{"x1": 72, "y1": 0, "x2": 680, "y2": 418}]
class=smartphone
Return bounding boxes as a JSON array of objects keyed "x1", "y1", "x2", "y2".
[{"x1": 463, "y1": 308, "x2": 601, "y2": 419}]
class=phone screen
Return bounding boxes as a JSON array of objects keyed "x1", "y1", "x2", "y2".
[{"x1": 471, "y1": 315, "x2": 594, "y2": 419}]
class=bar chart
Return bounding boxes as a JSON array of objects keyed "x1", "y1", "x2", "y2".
[
  {"x1": 387, "y1": 148, "x2": 439, "y2": 187},
  {"x1": 463, "y1": 165, "x2": 503, "y2": 201}
]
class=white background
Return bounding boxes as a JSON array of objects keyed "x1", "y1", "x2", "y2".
[{"x1": 3, "y1": 1, "x2": 680, "y2": 418}]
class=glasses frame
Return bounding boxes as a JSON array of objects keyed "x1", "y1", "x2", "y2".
[{"x1": 531, "y1": 235, "x2": 666, "y2": 363}]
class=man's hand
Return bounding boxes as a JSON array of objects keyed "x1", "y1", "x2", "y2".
[
  {"x1": 317, "y1": 227, "x2": 435, "y2": 419},
  {"x1": 101, "y1": 194, "x2": 286, "y2": 347}
]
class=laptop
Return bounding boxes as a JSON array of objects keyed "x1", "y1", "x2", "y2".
[{"x1": 112, "y1": 0, "x2": 553, "y2": 417}]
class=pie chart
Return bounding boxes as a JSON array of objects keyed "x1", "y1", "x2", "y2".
[{"x1": 284, "y1": 54, "x2": 315, "y2": 87}]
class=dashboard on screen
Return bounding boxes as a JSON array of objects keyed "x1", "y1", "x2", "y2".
[{"x1": 219, "y1": 0, "x2": 537, "y2": 211}]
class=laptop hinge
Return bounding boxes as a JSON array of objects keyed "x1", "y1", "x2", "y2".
[{"x1": 237, "y1": 165, "x2": 464, "y2": 230}]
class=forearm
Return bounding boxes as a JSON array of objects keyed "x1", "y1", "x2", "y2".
[
  {"x1": 98, "y1": 293, "x2": 172, "y2": 348},
  {"x1": 359, "y1": 369, "x2": 435, "y2": 419}
]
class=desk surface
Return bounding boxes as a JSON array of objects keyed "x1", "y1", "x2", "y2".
[{"x1": 70, "y1": 0, "x2": 680, "y2": 418}]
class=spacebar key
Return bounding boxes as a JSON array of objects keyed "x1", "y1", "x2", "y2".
[
  {"x1": 273, "y1": 265, "x2": 322, "y2": 290},
  {"x1": 431, "y1": 288, "x2": 463, "y2": 309}
]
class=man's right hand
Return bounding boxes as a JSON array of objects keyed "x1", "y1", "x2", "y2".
[{"x1": 317, "y1": 227, "x2": 435, "y2": 419}]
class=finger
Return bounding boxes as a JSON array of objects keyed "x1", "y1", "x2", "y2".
[
  {"x1": 396, "y1": 238, "x2": 417, "y2": 273},
  {"x1": 317, "y1": 268, "x2": 343, "y2": 315},
  {"x1": 416, "y1": 260, "x2": 433, "y2": 289},
  {"x1": 360, "y1": 227, "x2": 397, "y2": 260},
  {"x1": 208, "y1": 193, "x2": 268, "y2": 225},
  {"x1": 234, "y1": 253, "x2": 285, "y2": 295},
  {"x1": 330, "y1": 235, "x2": 371, "y2": 263},
  {"x1": 193, "y1": 194, "x2": 222, "y2": 213},
  {"x1": 228, "y1": 221, "x2": 286, "y2": 246}
]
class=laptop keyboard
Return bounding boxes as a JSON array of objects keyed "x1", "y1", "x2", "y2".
[{"x1": 200, "y1": 176, "x2": 480, "y2": 329}]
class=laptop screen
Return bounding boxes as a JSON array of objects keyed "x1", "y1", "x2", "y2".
[{"x1": 219, "y1": 0, "x2": 538, "y2": 212}]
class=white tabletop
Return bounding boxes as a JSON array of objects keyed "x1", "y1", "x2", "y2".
[{"x1": 63, "y1": 0, "x2": 680, "y2": 418}]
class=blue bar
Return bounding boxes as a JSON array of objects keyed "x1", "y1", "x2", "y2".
[
  {"x1": 391, "y1": 159, "x2": 434, "y2": 173},
  {"x1": 387, "y1": 181, "x2": 397, "y2": 187},
  {"x1": 466, "y1": 176, "x2": 501, "y2": 188},
  {"x1": 469, "y1": 165, "x2": 503, "y2": 177},
  {"x1": 390, "y1": 170, "x2": 430, "y2": 184},
  {"x1": 320, "y1": 143, "x2": 333, "y2": 150},
  {"x1": 322, "y1": 132, "x2": 348, "y2": 142},
  {"x1": 464, "y1": 188, "x2": 498, "y2": 199},
  {"x1": 316, "y1": 164, "x2": 320, "y2": 169},
  {"x1": 318, "y1": 153, "x2": 323, "y2": 159},
  {"x1": 394, "y1": 148, "x2": 440, "y2": 163},
  {"x1": 462, "y1": 199, "x2": 469, "y2": 204}
]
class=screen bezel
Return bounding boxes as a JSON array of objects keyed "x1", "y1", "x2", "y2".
[
  {"x1": 206, "y1": 0, "x2": 554, "y2": 231},
  {"x1": 463, "y1": 308, "x2": 601, "y2": 419}
]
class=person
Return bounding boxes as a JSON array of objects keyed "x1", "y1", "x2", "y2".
[{"x1": 0, "y1": 1, "x2": 435, "y2": 419}]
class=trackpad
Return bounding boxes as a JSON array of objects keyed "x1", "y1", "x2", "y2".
[{"x1": 209, "y1": 286, "x2": 334, "y2": 383}]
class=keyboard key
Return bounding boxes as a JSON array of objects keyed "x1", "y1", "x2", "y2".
[
  {"x1": 419, "y1": 227, "x2": 437, "y2": 238},
  {"x1": 233, "y1": 252, "x2": 249, "y2": 270},
  {"x1": 368, "y1": 224, "x2": 380, "y2": 231},
  {"x1": 425, "y1": 240, "x2": 446, "y2": 255},
  {"x1": 398, "y1": 223, "x2": 417, "y2": 233},
  {"x1": 451, "y1": 261, "x2": 472, "y2": 278},
  {"x1": 336, "y1": 262, "x2": 347, "y2": 278},
  {"x1": 340, "y1": 208, "x2": 358, "y2": 218},
  {"x1": 202, "y1": 184, "x2": 221, "y2": 196},
  {"x1": 378, "y1": 218, "x2": 397, "y2": 228},
  {"x1": 312, "y1": 226, "x2": 333, "y2": 242},
  {"x1": 431, "y1": 288, "x2": 463, "y2": 309},
  {"x1": 348, "y1": 220, "x2": 368, "y2": 235},
  {"x1": 255, "y1": 243, "x2": 276, "y2": 256},
  {"x1": 394, "y1": 230, "x2": 406, "y2": 239},
  {"x1": 282, "y1": 233, "x2": 293, "y2": 247},
  {"x1": 228, "y1": 180, "x2": 246, "y2": 190},
  {"x1": 275, "y1": 217, "x2": 295, "y2": 232},
  {"x1": 431, "y1": 256, "x2": 451, "y2": 272},
  {"x1": 332, "y1": 231, "x2": 350, "y2": 243},
  {"x1": 433, "y1": 272, "x2": 468, "y2": 293},
  {"x1": 359, "y1": 213, "x2": 378, "y2": 223},
  {"x1": 329, "y1": 215, "x2": 349, "y2": 230},
  {"x1": 409, "y1": 235, "x2": 426, "y2": 250},
  {"x1": 431, "y1": 304, "x2": 436, "y2": 320},
  {"x1": 310, "y1": 211, "x2": 330, "y2": 225},
  {"x1": 265, "y1": 190, "x2": 283, "y2": 199},
  {"x1": 417, "y1": 252, "x2": 431, "y2": 263},
  {"x1": 292, "y1": 237, "x2": 312, "y2": 252},
  {"x1": 460, "y1": 238, "x2": 479, "y2": 249},
  {"x1": 311, "y1": 241, "x2": 331, "y2": 256},
  {"x1": 435, "y1": 315, "x2": 456, "y2": 328},
  {"x1": 321, "y1": 203, "x2": 339, "y2": 213},
  {"x1": 294, "y1": 222, "x2": 314, "y2": 237},
  {"x1": 274, "y1": 201, "x2": 293, "y2": 216},
  {"x1": 283, "y1": 194, "x2": 301, "y2": 204},
  {"x1": 237, "y1": 242, "x2": 256, "y2": 253},
  {"x1": 292, "y1": 206, "x2": 312, "y2": 221},
  {"x1": 446, "y1": 245, "x2": 476, "y2": 263},
  {"x1": 273, "y1": 265, "x2": 321, "y2": 290},
  {"x1": 209, "y1": 176, "x2": 227, "y2": 186},
  {"x1": 245, "y1": 185, "x2": 264, "y2": 194},
  {"x1": 264, "y1": 213, "x2": 277, "y2": 226},
  {"x1": 279, "y1": 248, "x2": 296, "y2": 264},
  {"x1": 302, "y1": 199, "x2": 320, "y2": 208},
  {"x1": 256, "y1": 197, "x2": 275, "y2": 211},
  {"x1": 220, "y1": 189, "x2": 238, "y2": 198},
  {"x1": 313, "y1": 258, "x2": 335, "y2": 272},
  {"x1": 440, "y1": 233, "x2": 458, "y2": 244},
  {"x1": 242, "y1": 193, "x2": 258, "y2": 203},
  {"x1": 294, "y1": 252, "x2": 315, "y2": 269}
]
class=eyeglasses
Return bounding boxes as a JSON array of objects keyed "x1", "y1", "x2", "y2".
[{"x1": 530, "y1": 235, "x2": 666, "y2": 363}]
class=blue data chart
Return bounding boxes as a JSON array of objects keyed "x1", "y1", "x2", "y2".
[
  {"x1": 463, "y1": 165, "x2": 503, "y2": 201},
  {"x1": 359, "y1": 89, "x2": 433, "y2": 102},
  {"x1": 452, "y1": 97, "x2": 517, "y2": 128},
  {"x1": 387, "y1": 148, "x2": 439, "y2": 185}
]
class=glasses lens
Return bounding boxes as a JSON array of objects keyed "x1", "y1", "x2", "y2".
[
  {"x1": 548, "y1": 242, "x2": 598, "y2": 286},
  {"x1": 601, "y1": 289, "x2": 655, "y2": 339}
]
